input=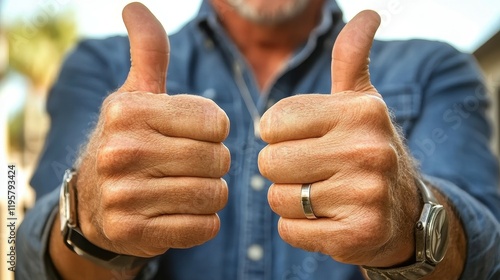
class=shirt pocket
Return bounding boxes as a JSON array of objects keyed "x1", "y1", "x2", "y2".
[{"x1": 378, "y1": 83, "x2": 423, "y2": 136}]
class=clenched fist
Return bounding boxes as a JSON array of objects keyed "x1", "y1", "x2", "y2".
[
  {"x1": 259, "y1": 11, "x2": 421, "y2": 268},
  {"x1": 75, "y1": 3, "x2": 230, "y2": 257}
]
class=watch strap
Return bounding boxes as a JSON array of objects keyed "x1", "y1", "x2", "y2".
[
  {"x1": 63, "y1": 225, "x2": 150, "y2": 270},
  {"x1": 362, "y1": 261, "x2": 435, "y2": 280},
  {"x1": 60, "y1": 169, "x2": 150, "y2": 270},
  {"x1": 362, "y1": 178, "x2": 444, "y2": 279},
  {"x1": 416, "y1": 178, "x2": 437, "y2": 205}
]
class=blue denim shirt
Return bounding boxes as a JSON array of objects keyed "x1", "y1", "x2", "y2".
[{"x1": 17, "y1": 1, "x2": 500, "y2": 279}]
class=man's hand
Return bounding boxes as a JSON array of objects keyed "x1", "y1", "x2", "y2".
[
  {"x1": 74, "y1": 3, "x2": 230, "y2": 257},
  {"x1": 258, "y1": 11, "x2": 421, "y2": 267}
]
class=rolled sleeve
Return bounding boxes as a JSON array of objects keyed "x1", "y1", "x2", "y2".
[
  {"x1": 425, "y1": 175, "x2": 500, "y2": 279},
  {"x1": 15, "y1": 186, "x2": 160, "y2": 280},
  {"x1": 403, "y1": 41, "x2": 500, "y2": 278},
  {"x1": 16, "y1": 188, "x2": 60, "y2": 279}
]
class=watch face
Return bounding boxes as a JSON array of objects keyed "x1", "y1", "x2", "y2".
[{"x1": 426, "y1": 205, "x2": 449, "y2": 263}]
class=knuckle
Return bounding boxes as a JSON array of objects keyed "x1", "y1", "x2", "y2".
[
  {"x1": 357, "y1": 95, "x2": 389, "y2": 124},
  {"x1": 101, "y1": 213, "x2": 130, "y2": 244},
  {"x1": 174, "y1": 215, "x2": 220, "y2": 248},
  {"x1": 259, "y1": 96, "x2": 298, "y2": 142},
  {"x1": 351, "y1": 141, "x2": 398, "y2": 172},
  {"x1": 102, "y1": 92, "x2": 144, "y2": 130},
  {"x1": 332, "y1": 215, "x2": 391, "y2": 263},
  {"x1": 259, "y1": 97, "x2": 297, "y2": 143},
  {"x1": 96, "y1": 137, "x2": 145, "y2": 173},
  {"x1": 191, "y1": 179, "x2": 228, "y2": 213},
  {"x1": 267, "y1": 185, "x2": 277, "y2": 210},
  {"x1": 192, "y1": 215, "x2": 220, "y2": 245},
  {"x1": 363, "y1": 95, "x2": 387, "y2": 115},
  {"x1": 191, "y1": 96, "x2": 230, "y2": 142},
  {"x1": 205, "y1": 214, "x2": 221, "y2": 239},
  {"x1": 135, "y1": 246, "x2": 165, "y2": 258},
  {"x1": 102, "y1": 94, "x2": 128, "y2": 129},
  {"x1": 214, "y1": 104, "x2": 230, "y2": 142},
  {"x1": 257, "y1": 146, "x2": 274, "y2": 179},
  {"x1": 372, "y1": 144, "x2": 398, "y2": 172},
  {"x1": 267, "y1": 184, "x2": 284, "y2": 213},
  {"x1": 213, "y1": 179, "x2": 229, "y2": 211},
  {"x1": 259, "y1": 111, "x2": 276, "y2": 142},
  {"x1": 217, "y1": 144, "x2": 231, "y2": 176},
  {"x1": 96, "y1": 144, "x2": 116, "y2": 173},
  {"x1": 356, "y1": 213, "x2": 392, "y2": 249},
  {"x1": 277, "y1": 218, "x2": 292, "y2": 242},
  {"x1": 100, "y1": 182, "x2": 128, "y2": 211},
  {"x1": 367, "y1": 175, "x2": 391, "y2": 201},
  {"x1": 96, "y1": 142, "x2": 126, "y2": 173},
  {"x1": 354, "y1": 174, "x2": 391, "y2": 209}
]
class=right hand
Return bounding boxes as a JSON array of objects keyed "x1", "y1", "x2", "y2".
[{"x1": 75, "y1": 3, "x2": 230, "y2": 257}]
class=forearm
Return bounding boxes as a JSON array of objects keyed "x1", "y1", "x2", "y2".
[
  {"x1": 430, "y1": 176, "x2": 500, "y2": 279},
  {"x1": 422, "y1": 186, "x2": 466, "y2": 279},
  {"x1": 358, "y1": 186, "x2": 466, "y2": 279},
  {"x1": 16, "y1": 186, "x2": 146, "y2": 279},
  {"x1": 359, "y1": 177, "x2": 496, "y2": 280},
  {"x1": 49, "y1": 215, "x2": 143, "y2": 280}
]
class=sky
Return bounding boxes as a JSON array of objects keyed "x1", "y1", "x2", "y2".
[
  {"x1": 1, "y1": 0, "x2": 498, "y2": 116},
  {"x1": 1, "y1": 0, "x2": 499, "y2": 53}
]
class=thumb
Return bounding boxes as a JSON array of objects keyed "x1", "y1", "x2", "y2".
[
  {"x1": 331, "y1": 10, "x2": 380, "y2": 94},
  {"x1": 119, "y1": 2, "x2": 169, "y2": 94}
]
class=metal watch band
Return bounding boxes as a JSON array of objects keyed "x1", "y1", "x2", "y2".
[{"x1": 362, "y1": 178, "x2": 447, "y2": 279}]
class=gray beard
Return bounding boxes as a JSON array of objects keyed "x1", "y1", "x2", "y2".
[{"x1": 225, "y1": 0, "x2": 310, "y2": 25}]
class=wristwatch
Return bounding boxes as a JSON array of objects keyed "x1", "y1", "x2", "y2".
[
  {"x1": 362, "y1": 179, "x2": 449, "y2": 279},
  {"x1": 59, "y1": 169, "x2": 150, "y2": 270}
]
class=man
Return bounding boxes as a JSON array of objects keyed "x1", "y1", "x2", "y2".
[{"x1": 17, "y1": 0, "x2": 500, "y2": 279}]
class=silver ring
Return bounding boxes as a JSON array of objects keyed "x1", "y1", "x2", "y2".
[{"x1": 301, "y1": 184, "x2": 317, "y2": 219}]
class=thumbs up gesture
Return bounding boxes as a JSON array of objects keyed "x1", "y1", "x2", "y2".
[
  {"x1": 75, "y1": 3, "x2": 230, "y2": 257},
  {"x1": 259, "y1": 11, "x2": 421, "y2": 267}
]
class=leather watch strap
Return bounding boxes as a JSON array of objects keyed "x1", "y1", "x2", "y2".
[
  {"x1": 362, "y1": 261, "x2": 435, "y2": 280},
  {"x1": 60, "y1": 169, "x2": 150, "y2": 270},
  {"x1": 63, "y1": 226, "x2": 150, "y2": 270}
]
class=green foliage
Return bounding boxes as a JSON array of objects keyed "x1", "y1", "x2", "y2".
[
  {"x1": 3, "y1": 10, "x2": 78, "y2": 156},
  {"x1": 6, "y1": 10, "x2": 78, "y2": 89},
  {"x1": 7, "y1": 105, "x2": 25, "y2": 154}
]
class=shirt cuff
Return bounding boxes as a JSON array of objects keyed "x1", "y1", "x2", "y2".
[
  {"x1": 16, "y1": 186, "x2": 61, "y2": 279},
  {"x1": 17, "y1": 186, "x2": 160, "y2": 279}
]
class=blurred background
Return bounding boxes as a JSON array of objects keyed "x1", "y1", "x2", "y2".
[{"x1": 0, "y1": 0, "x2": 499, "y2": 277}]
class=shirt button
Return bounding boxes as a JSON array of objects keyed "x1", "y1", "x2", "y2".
[
  {"x1": 202, "y1": 88, "x2": 216, "y2": 99},
  {"x1": 247, "y1": 244, "x2": 264, "y2": 261},
  {"x1": 250, "y1": 175, "x2": 265, "y2": 191},
  {"x1": 204, "y1": 38, "x2": 214, "y2": 49},
  {"x1": 266, "y1": 99, "x2": 276, "y2": 109}
]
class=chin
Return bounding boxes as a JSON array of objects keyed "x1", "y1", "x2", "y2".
[{"x1": 226, "y1": 0, "x2": 310, "y2": 25}]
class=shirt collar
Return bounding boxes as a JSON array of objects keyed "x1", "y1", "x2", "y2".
[
  {"x1": 194, "y1": 0, "x2": 344, "y2": 34},
  {"x1": 192, "y1": 0, "x2": 345, "y2": 80}
]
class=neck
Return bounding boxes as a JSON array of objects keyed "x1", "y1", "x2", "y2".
[{"x1": 212, "y1": 0, "x2": 324, "y2": 91}]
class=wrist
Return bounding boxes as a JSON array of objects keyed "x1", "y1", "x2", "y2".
[
  {"x1": 50, "y1": 215, "x2": 143, "y2": 279},
  {"x1": 59, "y1": 169, "x2": 150, "y2": 270},
  {"x1": 362, "y1": 178, "x2": 450, "y2": 279},
  {"x1": 390, "y1": 176, "x2": 424, "y2": 266},
  {"x1": 367, "y1": 173, "x2": 422, "y2": 268},
  {"x1": 382, "y1": 140, "x2": 424, "y2": 267}
]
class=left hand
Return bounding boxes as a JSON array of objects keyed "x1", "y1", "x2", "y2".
[{"x1": 258, "y1": 10, "x2": 421, "y2": 267}]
